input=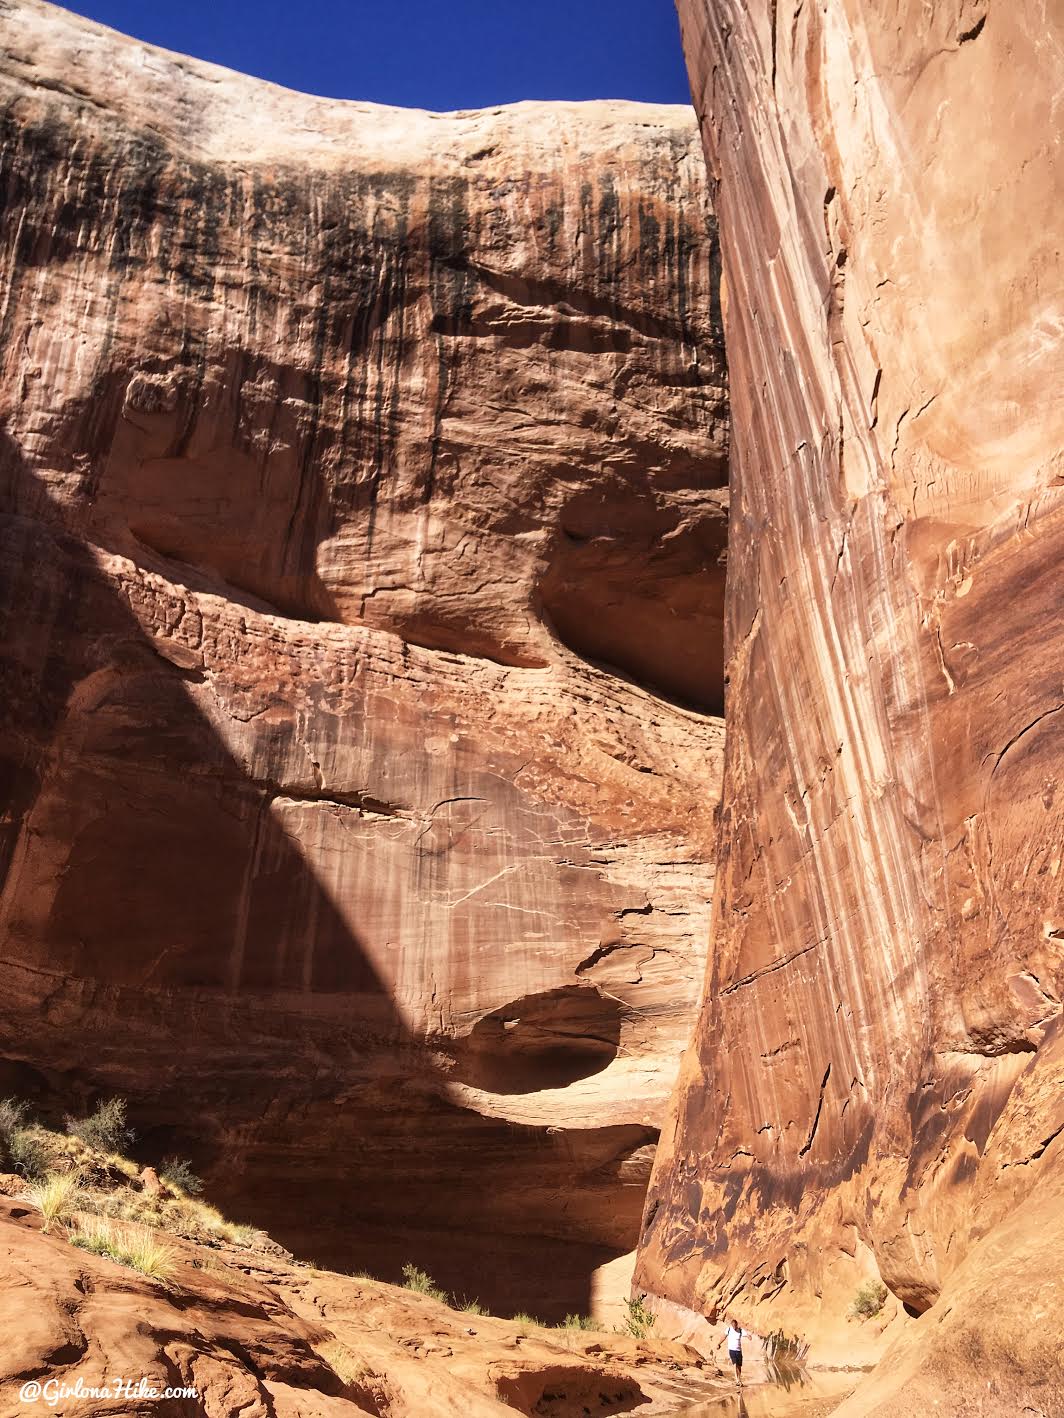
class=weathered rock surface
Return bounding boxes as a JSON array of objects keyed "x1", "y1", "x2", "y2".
[
  {"x1": 0, "y1": 1192, "x2": 731, "y2": 1418},
  {"x1": 637, "y1": 0, "x2": 1064, "y2": 1411},
  {"x1": 0, "y1": 0, "x2": 727, "y2": 1317}
]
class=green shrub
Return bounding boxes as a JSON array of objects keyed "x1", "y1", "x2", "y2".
[
  {"x1": 459, "y1": 1298, "x2": 485, "y2": 1315},
  {"x1": 560, "y1": 1314, "x2": 597, "y2": 1331},
  {"x1": 0, "y1": 1099, "x2": 51, "y2": 1180},
  {"x1": 160, "y1": 1156, "x2": 203, "y2": 1196},
  {"x1": 620, "y1": 1294, "x2": 655, "y2": 1340},
  {"x1": 849, "y1": 1280, "x2": 888, "y2": 1320},
  {"x1": 7, "y1": 1127, "x2": 52, "y2": 1181},
  {"x1": 401, "y1": 1263, "x2": 448, "y2": 1303},
  {"x1": 65, "y1": 1097, "x2": 134, "y2": 1155}
]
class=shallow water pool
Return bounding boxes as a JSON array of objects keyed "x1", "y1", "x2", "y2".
[{"x1": 675, "y1": 1364, "x2": 859, "y2": 1418}]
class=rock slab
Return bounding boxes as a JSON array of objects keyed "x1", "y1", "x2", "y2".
[
  {"x1": 637, "y1": 1, "x2": 1064, "y2": 1411},
  {"x1": 0, "y1": 0, "x2": 727, "y2": 1316}
]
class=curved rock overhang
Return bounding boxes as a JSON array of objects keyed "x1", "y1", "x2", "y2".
[{"x1": 0, "y1": 0, "x2": 729, "y2": 1318}]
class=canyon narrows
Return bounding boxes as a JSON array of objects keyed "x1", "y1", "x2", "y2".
[
  {"x1": 637, "y1": 1, "x2": 1064, "y2": 1414},
  {"x1": 2, "y1": 0, "x2": 1058, "y2": 1413},
  {"x1": 0, "y1": 0, "x2": 728, "y2": 1320}
]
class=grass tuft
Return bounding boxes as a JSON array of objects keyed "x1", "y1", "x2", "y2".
[
  {"x1": 70, "y1": 1216, "x2": 176, "y2": 1281},
  {"x1": 318, "y1": 1338, "x2": 370, "y2": 1388},
  {"x1": 0, "y1": 1094, "x2": 259, "y2": 1270},
  {"x1": 560, "y1": 1313, "x2": 597, "y2": 1331},
  {"x1": 24, "y1": 1171, "x2": 81, "y2": 1233},
  {"x1": 401, "y1": 1262, "x2": 448, "y2": 1303}
]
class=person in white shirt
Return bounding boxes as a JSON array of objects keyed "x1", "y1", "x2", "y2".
[{"x1": 719, "y1": 1316, "x2": 748, "y2": 1386}]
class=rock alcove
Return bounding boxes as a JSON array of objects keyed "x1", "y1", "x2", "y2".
[{"x1": 0, "y1": 0, "x2": 728, "y2": 1323}]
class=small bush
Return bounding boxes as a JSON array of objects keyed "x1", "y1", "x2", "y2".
[
  {"x1": 0, "y1": 1096, "x2": 29, "y2": 1140},
  {"x1": 65, "y1": 1097, "x2": 134, "y2": 1155},
  {"x1": 0, "y1": 1100, "x2": 52, "y2": 1181},
  {"x1": 74, "y1": 1182, "x2": 253, "y2": 1253},
  {"x1": 69, "y1": 1217, "x2": 175, "y2": 1282},
  {"x1": 7, "y1": 1127, "x2": 53, "y2": 1181},
  {"x1": 401, "y1": 1263, "x2": 448, "y2": 1303},
  {"x1": 850, "y1": 1280, "x2": 888, "y2": 1320},
  {"x1": 560, "y1": 1314, "x2": 597, "y2": 1331},
  {"x1": 459, "y1": 1298, "x2": 485, "y2": 1315},
  {"x1": 160, "y1": 1156, "x2": 203, "y2": 1196},
  {"x1": 24, "y1": 1171, "x2": 81, "y2": 1233},
  {"x1": 620, "y1": 1294, "x2": 656, "y2": 1340}
]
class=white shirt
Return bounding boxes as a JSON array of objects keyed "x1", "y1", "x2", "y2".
[{"x1": 726, "y1": 1326, "x2": 744, "y2": 1351}]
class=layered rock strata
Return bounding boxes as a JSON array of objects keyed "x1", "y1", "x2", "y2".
[
  {"x1": 0, "y1": 0, "x2": 728, "y2": 1317},
  {"x1": 0, "y1": 1191, "x2": 733, "y2": 1418},
  {"x1": 637, "y1": 2, "x2": 1064, "y2": 1412}
]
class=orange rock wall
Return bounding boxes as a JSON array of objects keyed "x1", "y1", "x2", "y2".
[
  {"x1": 0, "y1": 0, "x2": 727, "y2": 1318},
  {"x1": 637, "y1": 2, "x2": 1064, "y2": 1409}
]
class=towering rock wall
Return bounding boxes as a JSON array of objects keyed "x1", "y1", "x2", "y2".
[
  {"x1": 637, "y1": 1, "x2": 1064, "y2": 1410},
  {"x1": 0, "y1": 0, "x2": 728, "y2": 1317}
]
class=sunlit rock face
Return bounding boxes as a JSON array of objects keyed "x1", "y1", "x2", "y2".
[
  {"x1": 0, "y1": 0, "x2": 727, "y2": 1316},
  {"x1": 637, "y1": 0, "x2": 1064, "y2": 1409}
]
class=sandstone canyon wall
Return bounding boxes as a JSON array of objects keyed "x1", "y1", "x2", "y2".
[
  {"x1": 637, "y1": 1, "x2": 1064, "y2": 1412},
  {"x1": 0, "y1": 0, "x2": 729, "y2": 1318}
]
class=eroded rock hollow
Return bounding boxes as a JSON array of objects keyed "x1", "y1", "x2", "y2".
[
  {"x1": 0, "y1": 0, "x2": 728, "y2": 1318},
  {"x1": 637, "y1": 1, "x2": 1064, "y2": 1411}
]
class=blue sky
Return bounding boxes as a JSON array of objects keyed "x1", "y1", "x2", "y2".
[{"x1": 59, "y1": 1, "x2": 692, "y2": 111}]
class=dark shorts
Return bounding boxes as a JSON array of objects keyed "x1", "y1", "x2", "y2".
[{"x1": 728, "y1": 1350, "x2": 743, "y2": 1369}]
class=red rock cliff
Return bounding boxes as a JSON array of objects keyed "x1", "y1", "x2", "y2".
[
  {"x1": 637, "y1": 1, "x2": 1064, "y2": 1411},
  {"x1": 0, "y1": 0, "x2": 728, "y2": 1318}
]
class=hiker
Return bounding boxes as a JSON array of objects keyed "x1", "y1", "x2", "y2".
[{"x1": 719, "y1": 1315, "x2": 749, "y2": 1386}]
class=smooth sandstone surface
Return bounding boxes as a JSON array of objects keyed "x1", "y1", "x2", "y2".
[
  {"x1": 0, "y1": 0, "x2": 727, "y2": 1317},
  {"x1": 637, "y1": 1, "x2": 1064, "y2": 1412},
  {"x1": 0, "y1": 1192, "x2": 730, "y2": 1418}
]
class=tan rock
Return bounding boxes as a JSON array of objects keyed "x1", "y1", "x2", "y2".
[
  {"x1": 0, "y1": 1195, "x2": 731, "y2": 1418},
  {"x1": 0, "y1": 0, "x2": 726, "y2": 1316},
  {"x1": 638, "y1": 0, "x2": 1064, "y2": 1409},
  {"x1": 138, "y1": 1167, "x2": 162, "y2": 1197}
]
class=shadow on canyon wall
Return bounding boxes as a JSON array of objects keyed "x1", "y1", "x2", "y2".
[
  {"x1": 0, "y1": 443, "x2": 643, "y2": 1320},
  {"x1": 0, "y1": 66, "x2": 724, "y2": 1320}
]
